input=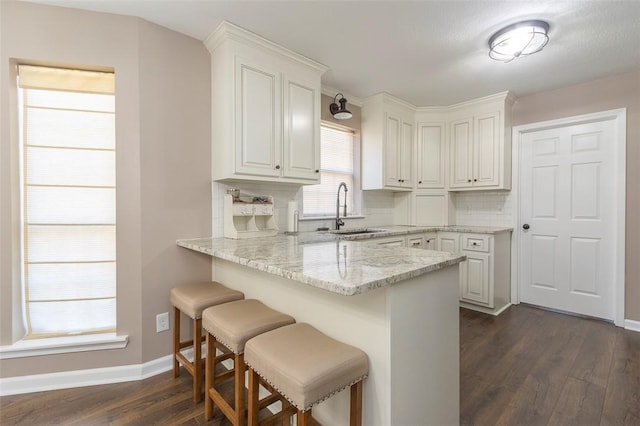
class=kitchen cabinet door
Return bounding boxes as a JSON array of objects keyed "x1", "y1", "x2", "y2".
[
  {"x1": 234, "y1": 57, "x2": 282, "y2": 178},
  {"x1": 449, "y1": 118, "x2": 473, "y2": 188},
  {"x1": 474, "y1": 112, "x2": 500, "y2": 187},
  {"x1": 282, "y1": 74, "x2": 321, "y2": 181},
  {"x1": 437, "y1": 232, "x2": 459, "y2": 253},
  {"x1": 424, "y1": 233, "x2": 437, "y2": 250},
  {"x1": 416, "y1": 123, "x2": 446, "y2": 189},
  {"x1": 362, "y1": 93, "x2": 414, "y2": 191},
  {"x1": 459, "y1": 252, "x2": 492, "y2": 306},
  {"x1": 384, "y1": 114, "x2": 413, "y2": 188}
]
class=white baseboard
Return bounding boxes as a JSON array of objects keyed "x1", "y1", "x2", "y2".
[
  {"x1": 625, "y1": 319, "x2": 640, "y2": 333},
  {"x1": 0, "y1": 348, "x2": 195, "y2": 396}
]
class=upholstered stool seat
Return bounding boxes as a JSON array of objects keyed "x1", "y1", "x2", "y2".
[
  {"x1": 170, "y1": 281, "x2": 244, "y2": 403},
  {"x1": 245, "y1": 323, "x2": 369, "y2": 426},
  {"x1": 203, "y1": 299, "x2": 296, "y2": 425}
]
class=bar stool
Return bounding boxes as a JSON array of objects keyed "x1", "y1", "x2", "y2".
[
  {"x1": 203, "y1": 299, "x2": 296, "y2": 425},
  {"x1": 245, "y1": 323, "x2": 369, "y2": 426},
  {"x1": 170, "y1": 281, "x2": 244, "y2": 403}
]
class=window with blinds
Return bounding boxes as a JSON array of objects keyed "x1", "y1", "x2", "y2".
[
  {"x1": 18, "y1": 65, "x2": 116, "y2": 338},
  {"x1": 303, "y1": 126, "x2": 355, "y2": 217}
]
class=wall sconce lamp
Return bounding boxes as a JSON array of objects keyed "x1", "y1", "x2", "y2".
[
  {"x1": 489, "y1": 20, "x2": 550, "y2": 62},
  {"x1": 329, "y1": 93, "x2": 352, "y2": 120}
]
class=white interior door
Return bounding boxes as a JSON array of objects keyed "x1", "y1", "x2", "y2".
[{"x1": 519, "y1": 119, "x2": 617, "y2": 320}]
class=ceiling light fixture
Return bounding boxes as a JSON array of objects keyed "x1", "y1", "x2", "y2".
[
  {"x1": 489, "y1": 20, "x2": 550, "y2": 62},
  {"x1": 329, "y1": 93, "x2": 352, "y2": 120}
]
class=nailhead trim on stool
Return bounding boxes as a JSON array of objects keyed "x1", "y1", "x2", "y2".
[
  {"x1": 203, "y1": 299, "x2": 296, "y2": 425},
  {"x1": 244, "y1": 323, "x2": 369, "y2": 426},
  {"x1": 170, "y1": 281, "x2": 244, "y2": 403}
]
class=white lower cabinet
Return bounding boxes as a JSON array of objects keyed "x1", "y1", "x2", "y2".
[
  {"x1": 436, "y1": 232, "x2": 459, "y2": 253},
  {"x1": 440, "y1": 231, "x2": 511, "y2": 315},
  {"x1": 407, "y1": 235, "x2": 425, "y2": 249},
  {"x1": 460, "y1": 251, "x2": 491, "y2": 306},
  {"x1": 370, "y1": 230, "x2": 511, "y2": 315},
  {"x1": 424, "y1": 233, "x2": 437, "y2": 250}
]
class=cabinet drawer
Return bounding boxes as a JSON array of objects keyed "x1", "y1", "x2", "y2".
[
  {"x1": 407, "y1": 237, "x2": 424, "y2": 249},
  {"x1": 461, "y1": 234, "x2": 491, "y2": 252},
  {"x1": 375, "y1": 236, "x2": 406, "y2": 247}
]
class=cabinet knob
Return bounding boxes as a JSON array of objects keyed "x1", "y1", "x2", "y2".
[
  {"x1": 467, "y1": 179, "x2": 472, "y2": 183},
  {"x1": 315, "y1": 169, "x2": 319, "y2": 173},
  {"x1": 275, "y1": 165, "x2": 281, "y2": 170},
  {"x1": 418, "y1": 180, "x2": 422, "y2": 184},
  {"x1": 523, "y1": 223, "x2": 530, "y2": 230},
  {"x1": 473, "y1": 178, "x2": 478, "y2": 182}
]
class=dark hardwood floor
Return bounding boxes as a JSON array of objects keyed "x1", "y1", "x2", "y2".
[
  {"x1": 460, "y1": 305, "x2": 640, "y2": 426},
  {"x1": 2, "y1": 304, "x2": 639, "y2": 425}
]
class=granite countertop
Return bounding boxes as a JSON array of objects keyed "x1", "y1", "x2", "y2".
[
  {"x1": 335, "y1": 225, "x2": 512, "y2": 241},
  {"x1": 177, "y1": 233, "x2": 465, "y2": 296}
]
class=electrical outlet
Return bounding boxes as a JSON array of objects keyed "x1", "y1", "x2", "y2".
[{"x1": 156, "y1": 312, "x2": 169, "y2": 332}]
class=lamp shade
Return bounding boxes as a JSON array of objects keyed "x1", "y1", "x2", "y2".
[
  {"x1": 489, "y1": 20, "x2": 549, "y2": 62},
  {"x1": 329, "y1": 93, "x2": 352, "y2": 120}
]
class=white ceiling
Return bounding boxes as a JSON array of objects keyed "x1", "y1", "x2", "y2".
[{"x1": 21, "y1": 0, "x2": 640, "y2": 106}]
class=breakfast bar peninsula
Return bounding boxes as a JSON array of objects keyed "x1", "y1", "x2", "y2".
[{"x1": 177, "y1": 232, "x2": 464, "y2": 426}]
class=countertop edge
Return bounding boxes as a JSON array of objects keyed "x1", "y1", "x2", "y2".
[{"x1": 177, "y1": 238, "x2": 466, "y2": 296}]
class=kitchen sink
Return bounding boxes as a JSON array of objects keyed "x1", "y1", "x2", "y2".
[{"x1": 328, "y1": 228, "x2": 388, "y2": 235}]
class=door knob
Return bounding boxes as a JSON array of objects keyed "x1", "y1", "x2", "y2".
[{"x1": 522, "y1": 224, "x2": 530, "y2": 230}]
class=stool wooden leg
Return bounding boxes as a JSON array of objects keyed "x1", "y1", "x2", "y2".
[
  {"x1": 173, "y1": 306, "x2": 180, "y2": 378},
  {"x1": 193, "y1": 317, "x2": 203, "y2": 403},
  {"x1": 205, "y1": 332, "x2": 215, "y2": 420},
  {"x1": 248, "y1": 368, "x2": 259, "y2": 426},
  {"x1": 350, "y1": 381, "x2": 363, "y2": 426},
  {"x1": 233, "y1": 353, "x2": 246, "y2": 425},
  {"x1": 297, "y1": 410, "x2": 313, "y2": 426}
]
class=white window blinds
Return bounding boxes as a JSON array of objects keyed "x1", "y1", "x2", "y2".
[
  {"x1": 303, "y1": 126, "x2": 354, "y2": 216},
  {"x1": 18, "y1": 65, "x2": 116, "y2": 338}
]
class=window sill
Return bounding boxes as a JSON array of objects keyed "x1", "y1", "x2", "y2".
[
  {"x1": 0, "y1": 333, "x2": 128, "y2": 359},
  {"x1": 299, "y1": 215, "x2": 365, "y2": 221}
]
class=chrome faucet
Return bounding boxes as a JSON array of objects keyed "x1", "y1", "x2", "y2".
[{"x1": 335, "y1": 182, "x2": 348, "y2": 230}]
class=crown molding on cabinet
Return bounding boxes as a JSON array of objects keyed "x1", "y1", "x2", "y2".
[
  {"x1": 204, "y1": 20, "x2": 328, "y2": 74},
  {"x1": 415, "y1": 90, "x2": 516, "y2": 114}
]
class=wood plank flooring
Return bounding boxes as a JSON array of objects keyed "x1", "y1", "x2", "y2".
[
  {"x1": 460, "y1": 305, "x2": 640, "y2": 426},
  {"x1": 2, "y1": 304, "x2": 639, "y2": 425}
]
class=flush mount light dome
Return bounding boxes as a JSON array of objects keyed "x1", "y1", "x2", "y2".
[
  {"x1": 329, "y1": 93, "x2": 352, "y2": 120},
  {"x1": 489, "y1": 20, "x2": 550, "y2": 62}
]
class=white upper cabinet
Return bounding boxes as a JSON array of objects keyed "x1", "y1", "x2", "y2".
[
  {"x1": 205, "y1": 21, "x2": 327, "y2": 184},
  {"x1": 416, "y1": 122, "x2": 446, "y2": 189},
  {"x1": 362, "y1": 93, "x2": 414, "y2": 191},
  {"x1": 234, "y1": 56, "x2": 282, "y2": 178},
  {"x1": 448, "y1": 92, "x2": 515, "y2": 191}
]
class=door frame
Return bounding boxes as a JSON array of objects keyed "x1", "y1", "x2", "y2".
[{"x1": 510, "y1": 108, "x2": 626, "y2": 327}]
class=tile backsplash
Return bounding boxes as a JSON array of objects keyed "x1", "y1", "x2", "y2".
[
  {"x1": 213, "y1": 181, "x2": 514, "y2": 237},
  {"x1": 453, "y1": 190, "x2": 514, "y2": 227},
  {"x1": 212, "y1": 182, "x2": 397, "y2": 237}
]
